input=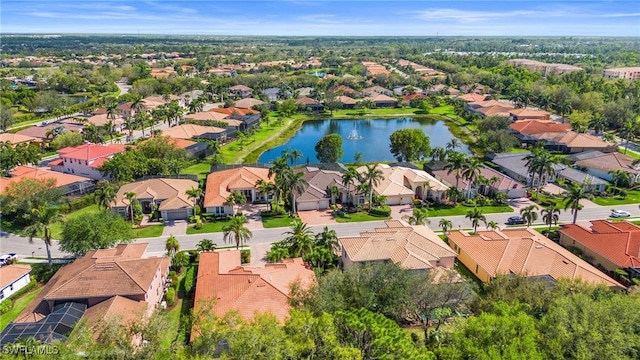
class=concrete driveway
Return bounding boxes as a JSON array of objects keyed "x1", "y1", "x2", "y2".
[
  {"x1": 389, "y1": 204, "x2": 413, "y2": 220},
  {"x1": 162, "y1": 220, "x2": 188, "y2": 236},
  {"x1": 298, "y1": 209, "x2": 337, "y2": 225},
  {"x1": 239, "y1": 203, "x2": 267, "y2": 230}
]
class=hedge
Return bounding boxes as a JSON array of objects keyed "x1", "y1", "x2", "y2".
[
  {"x1": 183, "y1": 266, "x2": 196, "y2": 296},
  {"x1": 166, "y1": 287, "x2": 176, "y2": 307},
  {"x1": 369, "y1": 206, "x2": 391, "y2": 217},
  {"x1": 58, "y1": 194, "x2": 96, "y2": 214},
  {"x1": 241, "y1": 250, "x2": 251, "y2": 264}
]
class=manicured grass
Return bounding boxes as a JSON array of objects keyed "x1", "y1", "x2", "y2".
[
  {"x1": 0, "y1": 287, "x2": 43, "y2": 331},
  {"x1": 132, "y1": 225, "x2": 164, "y2": 238},
  {"x1": 50, "y1": 204, "x2": 101, "y2": 239},
  {"x1": 593, "y1": 190, "x2": 640, "y2": 206},
  {"x1": 619, "y1": 148, "x2": 640, "y2": 160},
  {"x1": 160, "y1": 298, "x2": 183, "y2": 348},
  {"x1": 186, "y1": 220, "x2": 230, "y2": 234},
  {"x1": 330, "y1": 107, "x2": 420, "y2": 117},
  {"x1": 427, "y1": 204, "x2": 513, "y2": 217},
  {"x1": 180, "y1": 162, "x2": 212, "y2": 180},
  {"x1": 262, "y1": 216, "x2": 296, "y2": 228},
  {"x1": 335, "y1": 212, "x2": 390, "y2": 223}
]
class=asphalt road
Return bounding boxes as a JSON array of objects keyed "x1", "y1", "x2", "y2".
[{"x1": 2, "y1": 202, "x2": 638, "y2": 259}]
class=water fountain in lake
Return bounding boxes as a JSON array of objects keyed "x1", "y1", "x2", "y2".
[{"x1": 347, "y1": 122, "x2": 363, "y2": 140}]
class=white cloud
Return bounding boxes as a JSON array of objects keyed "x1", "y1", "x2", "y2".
[{"x1": 410, "y1": 8, "x2": 539, "y2": 22}]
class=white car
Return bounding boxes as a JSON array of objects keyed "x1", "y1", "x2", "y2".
[{"x1": 610, "y1": 210, "x2": 632, "y2": 218}]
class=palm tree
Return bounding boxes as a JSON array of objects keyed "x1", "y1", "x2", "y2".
[
  {"x1": 94, "y1": 185, "x2": 116, "y2": 210},
  {"x1": 135, "y1": 112, "x2": 150, "y2": 138},
  {"x1": 285, "y1": 170, "x2": 309, "y2": 214},
  {"x1": 268, "y1": 156, "x2": 290, "y2": 211},
  {"x1": 589, "y1": 113, "x2": 608, "y2": 135},
  {"x1": 165, "y1": 235, "x2": 180, "y2": 256},
  {"x1": 197, "y1": 239, "x2": 216, "y2": 252},
  {"x1": 226, "y1": 191, "x2": 247, "y2": 216},
  {"x1": 327, "y1": 185, "x2": 341, "y2": 205},
  {"x1": 445, "y1": 138, "x2": 461, "y2": 153},
  {"x1": 465, "y1": 208, "x2": 487, "y2": 233},
  {"x1": 439, "y1": 219, "x2": 453, "y2": 234},
  {"x1": 402, "y1": 207, "x2": 430, "y2": 225},
  {"x1": 621, "y1": 120, "x2": 637, "y2": 155},
  {"x1": 563, "y1": 183, "x2": 594, "y2": 224},
  {"x1": 283, "y1": 220, "x2": 315, "y2": 257},
  {"x1": 124, "y1": 191, "x2": 137, "y2": 224},
  {"x1": 486, "y1": 220, "x2": 500, "y2": 231},
  {"x1": 315, "y1": 226, "x2": 339, "y2": 253},
  {"x1": 123, "y1": 117, "x2": 136, "y2": 141},
  {"x1": 222, "y1": 214, "x2": 252, "y2": 249},
  {"x1": 461, "y1": 157, "x2": 483, "y2": 198},
  {"x1": 520, "y1": 204, "x2": 539, "y2": 227},
  {"x1": 541, "y1": 206, "x2": 560, "y2": 233},
  {"x1": 430, "y1": 147, "x2": 447, "y2": 162},
  {"x1": 524, "y1": 147, "x2": 559, "y2": 195},
  {"x1": 362, "y1": 164, "x2": 384, "y2": 209},
  {"x1": 444, "y1": 152, "x2": 467, "y2": 190},
  {"x1": 130, "y1": 95, "x2": 146, "y2": 116},
  {"x1": 341, "y1": 167, "x2": 359, "y2": 206},
  {"x1": 255, "y1": 179, "x2": 275, "y2": 210},
  {"x1": 286, "y1": 148, "x2": 303, "y2": 166},
  {"x1": 608, "y1": 170, "x2": 632, "y2": 189},
  {"x1": 24, "y1": 205, "x2": 63, "y2": 268},
  {"x1": 186, "y1": 187, "x2": 204, "y2": 213}
]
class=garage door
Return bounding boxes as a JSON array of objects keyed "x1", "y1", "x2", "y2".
[
  {"x1": 386, "y1": 196, "x2": 401, "y2": 205},
  {"x1": 297, "y1": 201, "x2": 318, "y2": 211},
  {"x1": 164, "y1": 209, "x2": 190, "y2": 220}
]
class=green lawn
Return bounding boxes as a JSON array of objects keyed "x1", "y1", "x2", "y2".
[
  {"x1": 160, "y1": 298, "x2": 183, "y2": 348},
  {"x1": 619, "y1": 148, "x2": 640, "y2": 160},
  {"x1": 427, "y1": 204, "x2": 513, "y2": 217},
  {"x1": 335, "y1": 212, "x2": 390, "y2": 223},
  {"x1": 180, "y1": 162, "x2": 212, "y2": 180},
  {"x1": 0, "y1": 287, "x2": 43, "y2": 331},
  {"x1": 186, "y1": 220, "x2": 230, "y2": 234},
  {"x1": 50, "y1": 204, "x2": 101, "y2": 239},
  {"x1": 262, "y1": 216, "x2": 296, "y2": 228},
  {"x1": 132, "y1": 225, "x2": 164, "y2": 238},
  {"x1": 593, "y1": 190, "x2": 640, "y2": 206},
  {"x1": 330, "y1": 107, "x2": 420, "y2": 117}
]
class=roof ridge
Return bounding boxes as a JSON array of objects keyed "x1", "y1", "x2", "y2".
[
  {"x1": 115, "y1": 260, "x2": 151, "y2": 293},
  {"x1": 45, "y1": 260, "x2": 96, "y2": 298}
]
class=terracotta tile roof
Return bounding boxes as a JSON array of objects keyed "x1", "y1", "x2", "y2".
[
  {"x1": 204, "y1": 167, "x2": 272, "y2": 207},
  {"x1": 0, "y1": 265, "x2": 31, "y2": 289},
  {"x1": 114, "y1": 178, "x2": 198, "y2": 210},
  {"x1": 235, "y1": 98, "x2": 264, "y2": 109},
  {"x1": 476, "y1": 105, "x2": 515, "y2": 117},
  {"x1": 469, "y1": 100, "x2": 513, "y2": 109},
  {"x1": 356, "y1": 164, "x2": 448, "y2": 197},
  {"x1": 297, "y1": 167, "x2": 358, "y2": 202},
  {"x1": 86, "y1": 114, "x2": 123, "y2": 127},
  {"x1": 0, "y1": 166, "x2": 92, "y2": 194},
  {"x1": 559, "y1": 221, "x2": 640, "y2": 268},
  {"x1": 509, "y1": 108, "x2": 551, "y2": 119},
  {"x1": 161, "y1": 124, "x2": 226, "y2": 140},
  {"x1": 402, "y1": 94, "x2": 428, "y2": 102},
  {"x1": 0, "y1": 133, "x2": 38, "y2": 145},
  {"x1": 458, "y1": 93, "x2": 487, "y2": 102},
  {"x1": 447, "y1": 228, "x2": 622, "y2": 288},
  {"x1": 295, "y1": 96, "x2": 321, "y2": 106},
  {"x1": 209, "y1": 107, "x2": 258, "y2": 116},
  {"x1": 340, "y1": 221, "x2": 456, "y2": 270},
  {"x1": 331, "y1": 85, "x2": 359, "y2": 96},
  {"x1": 57, "y1": 143, "x2": 127, "y2": 161},
  {"x1": 366, "y1": 94, "x2": 397, "y2": 103},
  {"x1": 194, "y1": 250, "x2": 315, "y2": 323},
  {"x1": 229, "y1": 85, "x2": 253, "y2": 92},
  {"x1": 510, "y1": 120, "x2": 571, "y2": 134},
  {"x1": 184, "y1": 111, "x2": 230, "y2": 121},
  {"x1": 575, "y1": 152, "x2": 638, "y2": 174},
  {"x1": 336, "y1": 95, "x2": 357, "y2": 105},
  {"x1": 433, "y1": 166, "x2": 524, "y2": 192},
  {"x1": 533, "y1": 131, "x2": 617, "y2": 150}
]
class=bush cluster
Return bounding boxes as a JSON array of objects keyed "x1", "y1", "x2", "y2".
[{"x1": 369, "y1": 206, "x2": 391, "y2": 217}]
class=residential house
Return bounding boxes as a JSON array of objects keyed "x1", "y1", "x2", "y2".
[
  {"x1": 0, "y1": 166, "x2": 94, "y2": 196},
  {"x1": 447, "y1": 228, "x2": 622, "y2": 288},
  {"x1": 361, "y1": 62, "x2": 390, "y2": 77},
  {"x1": 361, "y1": 85, "x2": 393, "y2": 97},
  {"x1": 116, "y1": 102, "x2": 135, "y2": 119},
  {"x1": 192, "y1": 250, "x2": 315, "y2": 328},
  {"x1": 113, "y1": 178, "x2": 199, "y2": 220},
  {"x1": 476, "y1": 105, "x2": 513, "y2": 118},
  {"x1": 235, "y1": 98, "x2": 264, "y2": 109},
  {"x1": 401, "y1": 93, "x2": 428, "y2": 105},
  {"x1": 458, "y1": 93, "x2": 487, "y2": 103},
  {"x1": 510, "y1": 119, "x2": 571, "y2": 139},
  {"x1": 162, "y1": 124, "x2": 227, "y2": 142},
  {"x1": 49, "y1": 143, "x2": 127, "y2": 180},
  {"x1": 229, "y1": 85, "x2": 253, "y2": 98},
  {"x1": 366, "y1": 94, "x2": 398, "y2": 108},
  {"x1": 509, "y1": 108, "x2": 551, "y2": 121},
  {"x1": 0, "y1": 265, "x2": 31, "y2": 303},
  {"x1": 356, "y1": 164, "x2": 449, "y2": 205},
  {"x1": 296, "y1": 167, "x2": 360, "y2": 211},
  {"x1": 204, "y1": 167, "x2": 273, "y2": 216},
  {"x1": 262, "y1": 87, "x2": 285, "y2": 102},
  {"x1": 559, "y1": 220, "x2": 640, "y2": 280},
  {"x1": 574, "y1": 151, "x2": 640, "y2": 184},
  {"x1": 295, "y1": 87, "x2": 314, "y2": 98},
  {"x1": 556, "y1": 166, "x2": 608, "y2": 192},
  {"x1": 467, "y1": 99, "x2": 512, "y2": 110},
  {"x1": 16, "y1": 123, "x2": 84, "y2": 143},
  {"x1": 209, "y1": 107, "x2": 258, "y2": 116},
  {"x1": 1, "y1": 244, "x2": 170, "y2": 344},
  {"x1": 339, "y1": 220, "x2": 457, "y2": 270},
  {"x1": 508, "y1": 59, "x2": 583, "y2": 76},
  {"x1": 393, "y1": 86, "x2": 424, "y2": 96},
  {"x1": 150, "y1": 66, "x2": 176, "y2": 78},
  {"x1": 0, "y1": 133, "x2": 39, "y2": 146},
  {"x1": 488, "y1": 152, "x2": 561, "y2": 186},
  {"x1": 431, "y1": 165, "x2": 526, "y2": 199},
  {"x1": 184, "y1": 111, "x2": 230, "y2": 122},
  {"x1": 86, "y1": 113, "x2": 125, "y2": 132},
  {"x1": 331, "y1": 85, "x2": 360, "y2": 98},
  {"x1": 603, "y1": 67, "x2": 640, "y2": 80},
  {"x1": 295, "y1": 97, "x2": 324, "y2": 112},
  {"x1": 533, "y1": 131, "x2": 617, "y2": 153},
  {"x1": 335, "y1": 95, "x2": 358, "y2": 109}
]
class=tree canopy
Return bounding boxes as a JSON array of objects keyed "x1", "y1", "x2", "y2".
[
  {"x1": 314, "y1": 133, "x2": 343, "y2": 163},
  {"x1": 389, "y1": 128, "x2": 431, "y2": 161},
  {"x1": 60, "y1": 210, "x2": 134, "y2": 256}
]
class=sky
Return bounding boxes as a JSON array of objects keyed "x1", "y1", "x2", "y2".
[{"x1": 2, "y1": 1, "x2": 639, "y2": 36}]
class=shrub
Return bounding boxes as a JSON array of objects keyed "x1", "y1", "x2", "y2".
[
  {"x1": 241, "y1": 249, "x2": 251, "y2": 264},
  {"x1": 201, "y1": 213, "x2": 215, "y2": 221},
  {"x1": 58, "y1": 194, "x2": 95, "y2": 214},
  {"x1": 369, "y1": 206, "x2": 391, "y2": 217},
  {"x1": 183, "y1": 266, "x2": 196, "y2": 296},
  {"x1": 166, "y1": 287, "x2": 176, "y2": 307},
  {"x1": 189, "y1": 215, "x2": 200, "y2": 224},
  {"x1": 413, "y1": 199, "x2": 423, "y2": 207},
  {"x1": 0, "y1": 299, "x2": 12, "y2": 315},
  {"x1": 193, "y1": 219, "x2": 203, "y2": 230}
]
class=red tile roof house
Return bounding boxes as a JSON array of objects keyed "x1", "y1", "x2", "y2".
[
  {"x1": 0, "y1": 166, "x2": 94, "y2": 196},
  {"x1": 509, "y1": 108, "x2": 551, "y2": 121},
  {"x1": 334, "y1": 95, "x2": 358, "y2": 109},
  {"x1": 2, "y1": 244, "x2": 170, "y2": 344},
  {"x1": 0, "y1": 265, "x2": 32, "y2": 303},
  {"x1": 295, "y1": 96, "x2": 325, "y2": 112},
  {"x1": 113, "y1": 178, "x2": 199, "y2": 221},
  {"x1": 366, "y1": 94, "x2": 398, "y2": 108},
  {"x1": 339, "y1": 220, "x2": 457, "y2": 271},
  {"x1": 192, "y1": 250, "x2": 316, "y2": 330},
  {"x1": 228, "y1": 85, "x2": 254, "y2": 99},
  {"x1": 204, "y1": 167, "x2": 273, "y2": 216},
  {"x1": 559, "y1": 221, "x2": 640, "y2": 282},
  {"x1": 49, "y1": 143, "x2": 127, "y2": 180},
  {"x1": 432, "y1": 165, "x2": 526, "y2": 199},
  {"x1": 447, "y1": 228, "x2": 623, "y2": 288}
]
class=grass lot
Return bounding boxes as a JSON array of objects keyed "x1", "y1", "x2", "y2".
[
  {"x1": 0, "y1": 287, "x2": 43, "y2": 331},
  {"x1": 262, "y1": 216, "x2": 296, "y2": 228},
  {"x1": 180, "y1": 162, "x2": 212, "y2": 180},
  {"x1": 50, "y1": 204, "x2": 101, "y2": 239},
  {"x1": 619, "y1": 148, "x2": 640, "y2": 160},
  {"x1": 335, "y1": 212, "x2": 390, "y2": 223},
  {"x1": 186, "y1": 220, "x2": 230, "y2": 234},
  {"x1": 132, "y1": 225, "x2": 164, "y2": 238},
  {"x1": 330, "y1": 107, "x2": 421, "y2": 117},
  {"x1": 593, "y1": 190, "x2": 640, "y2": 206},
  {"x1": 426, "y1": 204, "x2": 513, "y2": 217}
]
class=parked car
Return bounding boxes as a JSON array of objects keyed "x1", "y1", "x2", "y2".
[
  {"x1": 506, "y1": 216, "x2": 526, "y2": 225},
  {"x1": 610, "y1": 210, "x2": 631, "y2": 218}
]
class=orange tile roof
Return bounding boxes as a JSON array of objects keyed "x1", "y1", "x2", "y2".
[
  {"x1": 533, "y1": 131, "x2": 616, "y2": 150},
  {"x1": 235, "y1": 98, "x2": 264, "y2": 109},
  {"x1": 0, "y1": 133, "x2": 38, "y2": 145},
  {"x1": 57, "y1": 143, "x2": 127, "y2": 161},
  {"x1": 204, "y1": 167, "x2": 272, "y2": 207},
  {"x1": 402, "y1": 94, "x2": 428, "y2": 102},
  {"x1": 184, "y1": 111, "x2": 230, "y2": 121},
  {"x1": 161, "y1": 124, "x2": 226, "y2": 140},
  {"x1": 509, "y1": 108, "x2": 551, "y2": 119},
  {"x1": 575, "y1": 152, "x2": 638, "y2": 174},
  {"x1": 295, "y1": 96, "x2": 321, "y2": 106},
  {"x1": 115, "y1": 178, "x2": 198, "y2": 210},
  {"x1": 510, "y1": 120, "x2": 571, "y2": 135},
  {"x1": 0, "y1": 265, "x2": 31, "y2": 289},
  {"x1": 559, "y1": 221, "x2": 640, "y2": 268},
  {"x1": 476, "y1": 105, "x2": 514, "y2": 117},
  {"x1": 209, "y1": 107, "x2": 258, "y2": 116},
  {"x1": 447, "y1": 228, "x2": 622, "y2": 288},
  {"x1": 81, "y1": 295, "x2": 148, "y2": 332},
  {"x1": 0, "y1": 166, "x2": 91, "y2": 194},
  {"x1": 366, "y1": 94, "x2": 397, "y2": 103},
  {"x1": 458, "y1": 93, "x2": 487, "y2": 102},
  {"x1": 193, "y1": 251, "x2": 315, "y2": 323}
]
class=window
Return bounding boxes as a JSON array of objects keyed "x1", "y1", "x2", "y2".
[{"x1": 9, "y1": 284, "x2": 14, "y2": 291}]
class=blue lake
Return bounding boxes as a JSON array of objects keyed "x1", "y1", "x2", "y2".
[{"x1": 258, "y1": 117, "x2": 470, "y2": 164}]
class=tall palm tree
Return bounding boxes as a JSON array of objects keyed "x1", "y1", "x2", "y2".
[
  {"x1": 222, "y1": 214, "x2": 252, "y2": 249},
  {"x1": 520, "y1": 204, "x2": 539, "y2": 227},
  {"x1": 446, "y1": 138, "x2": 461, "y2": 154},
  {"x1": 283, "y1": 220, "x2": 315, "y2": 257},
  {"x1": 461, "y1": 157, "x2": 483, "y2": 198},
  {"x1": 563, "y1": 183, "x2": 594, "y2": 224},
  {"x1": 226, "y1": 191, "x2": 247, "y2": 216},
  {"x1": 315, "y1": 226, "x2": 339, "y2": 253},
  {"x1": 123, "y1": 117, "x2": 136, "y2": 141},
  {"x1": 165, "y1": 235, "x2": 180, "y2": 256},
  {"x1": 196, "y1": 239, "x2": 216, "y2": 252},
  {"x1": 430, "y1": 147, "x2": 447, "y2": 162},
  {"x1": 124, "y1": 191, "x2": 137, "y2": 224},
  {"x1": 608, "y1": 170, "x2": 632, "y2": 189},
  {"x1": 486, "y1": 220, "x2": 500, "y2": 231},
  {"x1": 362, "y1": 164, "x2": 384, "y2": 209},
  {"x1": 402, "y1": 207, "x2": 430, "y2": 225},
  {"x1": 24, "y1": 205, "x2": 63, "y2": 268},
  {"x1": 621, "y1": 120, "x2": 637, "y2": 155},
  {"x1": 465, "y1": 208, "x2": 487, "y2": 233},
  {"x1": 541, "y1": 206, "x2": 560, "y2": 233},
  {"x1": 524, "y1": 147, "x2": 558, "y2": 195},
  {"x1": 130, "y1": 95, "x2": 146, "y2": 116},
  {"x1": 285, "y1": 170, "x2": 309, "y2": 214},
  {"x1": 255, "y1": 179, "x2": 275, "y2": 210},
  {"x1": 444, "y1": 152, "x2": 467, "y2": 190},
  {"x1": 341, "y1": 167, "x2": 359, "y2": 206},
  {"x1": 94, "y1": 185, "x2": 116, "y2": 210},
  {"x1": 287, "y1": 148, "x2": 303, "y2": 166},
  {"x1": 439, "y1": 218, "x2": 453, "y2": 234},
  {"x1": 186, "y1": 187, "x2": 204, "y2": 213},
  {"x1": 269, "y1": 156, "x2": 290, "y2": 211},
  {"x1": 135, "y1": 112, "x2": 150, "y2": 138}
]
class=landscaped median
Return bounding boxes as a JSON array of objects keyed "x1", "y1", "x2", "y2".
[
  {"x1": 334, "y1": 206, "x2": 391, "y2": 223},
  {"x1": 426, "y1": 203, "x2": 513, "y2": 217}
]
